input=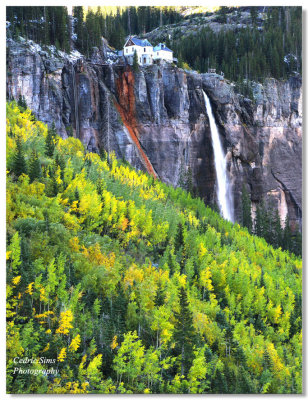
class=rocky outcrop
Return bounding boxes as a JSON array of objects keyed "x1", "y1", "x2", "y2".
[{"x1": 6, "y1": 38, "x2": 302, "y2": 229}]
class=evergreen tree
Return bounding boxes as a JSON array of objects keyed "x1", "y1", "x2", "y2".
[
  {"x1": 28, "y1": 150, "x2": 41, "y2": 183},
  {"x1": 174, "y1": 222, "x2": 184, "y2": 252},
  {"x1": 271, "y1": 209, "x2": 283, "y2": 248},
  {"x1": 242, "y1": 185, "x2": 252, "y2": 233},
  {"x1": 45, "y1": 123, "x2": 56, "y2": 157},
  {"x1": 154, "y1": 282, "x2": 165, "y2": 307},
  {"x1": 132, "y1": 50, "x2": 139, "y2": 72},
  {"x1": 185, "y1": 167, "x2": 194, "y2": 195},
  {"x1": 173, "y1": 287, "x2": 197, "y2": 376},
  {"x1": 250, "y1": 7, "x2": 258, "y2": 25},
  {"x1": 254, "y1": 201, "x2": 266, "y2": 238},
  {"x1": 55, "y1": 153, "x2": 65, "y2": 180},
  {"x1": 17, "y1": 95, "x2": 27, "y2": 111},
  {"x1": 11, "y1": 136, "x2": 27, "y2": 178},
  {"x1": 73, "y1": 6, "x2": 85, "y2": 53}
]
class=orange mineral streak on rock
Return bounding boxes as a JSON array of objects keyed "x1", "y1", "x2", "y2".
[{"x1": 114, "y1": 69, "x2": 157, "y2": 178}]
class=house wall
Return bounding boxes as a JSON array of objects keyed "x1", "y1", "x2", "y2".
[
  {"x1": 124, "y1": 45, "x2": 153, "y2": 65},
  {"x1": 123, "y1": 43, "x2": 174, "y2": 65},
  {"x1": 152, "y1": 50, "x2": 173, "y2": 62}
]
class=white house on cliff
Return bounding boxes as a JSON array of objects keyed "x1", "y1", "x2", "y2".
[{"x1": 123, "y1": 36, "x2": 173, "y2": 66}]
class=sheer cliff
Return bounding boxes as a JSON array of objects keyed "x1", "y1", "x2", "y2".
[{"x1": 6, "y1": 38, "x2": 302, "y2": 229}]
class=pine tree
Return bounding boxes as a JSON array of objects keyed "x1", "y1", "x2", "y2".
[
  {"x1": 11, "y1": 136, "x2": 27, "y2": 178},
  {"x1": 132, "y1": 50, "x2": 139, "y2": 72},
  {"x1": 173, "y1": 287, "x2": 197, "y2": 376},
  {"x1": 55, "y1": 153, "x2": 65, "y2": 180},
  {"x1": 45, "y1": 123, "x2": 56, "y2": 157},
  {"x1": 28, "y1": 150, "x2": 41, "y2": 183},
  {"x1": 242, "y1": 184, "x2": 252, "y2": 233},
  {"x1": 17, "y1": 95, "x2": 27, "y2": 111},
  {"x1": 174, "y1": 222, "x2": 184, "y2": 252},
  {"x1": 185, "y1": 167, "x2": 194, "y2": 195},
  {"x1": 154, "y1": 282, "x2": 165, "y2": 307},
  {"x1": 250, "y1": 7, "x2": 258, "y2": 25},
  {"x1": 73, "y1": 6, "x2": 85, "y2": 53}
]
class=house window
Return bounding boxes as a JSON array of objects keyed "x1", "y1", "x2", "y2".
[
  {"x1": 144, "y1": 48, "x2": 146, "y2": 52},
  {"x1": 126, "y1": 48, "x2": 128, "y2": 53},
  {"x1": 132, "y1": 47, "x2": 134, "y2": 51},
  {"x1": 157, "y1": 52, "x2": 159, "y2": 56}
]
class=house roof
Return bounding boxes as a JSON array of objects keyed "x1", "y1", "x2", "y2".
[
  {"x1": 125, "y1": 37, "x2": 152, "y2": 47},
  {"x1": 153, "y1": 43, "x2": 172, "y2": 53}
]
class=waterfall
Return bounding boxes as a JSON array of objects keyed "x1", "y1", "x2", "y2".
[
  {"x1": 71, "y1": 63, "x2": 80, "y2": 139},
  {"x1": 203, "y1": 90, "x2": 233, "y2": 222}
]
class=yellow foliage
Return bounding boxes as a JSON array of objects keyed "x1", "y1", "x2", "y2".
[
  {"x1": 175, "y1": 272, "x2": 186, "y2": 288},
  {"x1": 63, "y1": 212, "x2": 80, "y2": 231},
  {"x1": 272, "y1": 304, "x2": 282, "y2": 324},
  {"x1": 198, "y1": 242, "x2": 207, "y2": 260},
  {"x1": 266, "y1": 342, "x2": 284, "y2": 375},
  {"x1": 12, "y1": 275, "x2": 21, "y2": 286},
  {"x1": 110, "y1": 335, "x2": 118, "y2": 350},
  {"x1": 26, "y1": 282, "x2": 34, "y2": 295},
  {"x1": 69, "y1": 334, "x2": 81, "y2": 352},
  {"x1": 39, "y1": 287, "x2": 48, "y2": 302},
  {"x1": 56, "y1": 136, "x2": 84, "y2": 156},
  {"x1": 87, "y1": 354, "x2": 103, "y2": 376},
  {"x1": 69, "y1": 236, "x2": 80, "y2": 252},
  {"x1": 58, "y1": 347, "x2": 67, "y2": 362},
  {"x1": 56, "y1": 310, "x2": 74, "y2": 335},
  {"x1": 124, "y1": 264, "x2": 144, "y2": 288},
  {"x1": 42, "y1": 343, "x2": 50, "y2": 352},
  {"x1": 200, "y1": 267, "x2": 214, "y2": 291},
  {"x1": 82, "y1": 243, "x2": 116, "y2": 270},
  {"x1": 34, "y1": 311, "x2": 54, "y2": 319}
]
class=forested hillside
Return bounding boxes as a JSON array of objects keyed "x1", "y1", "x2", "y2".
[
  {"x1": 6, "y1": 102, "x2": 302, "y2": 394},
  {"x1": 6, "y1": 6, "x2": 302, "y2": 84}
]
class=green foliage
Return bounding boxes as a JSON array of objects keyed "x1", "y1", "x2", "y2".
[
  {"x1": 17, "y1": 95, "x2": 27, "y2": 111},
  {"x1": 132, "y1": 50, "x2": 139, "y2": 72},
  {"x1": 172, "y1": 7, "x2": 301, "y2": 83},
  {"x1": 7, "y1": 6, "x2": 70, "y2": 51},
  {"x1": 28, "y1": 150, "x2": 41, "y2": 183},
  {"x1": 254, "y1": 201, "x2": 301, "y2": 256},
  {"x1": 241, "y1": 184, "x2": 252, "y2": 233},
  {"x1": 45, "y1": 123, "x2": 56, "y2": 157},
  {"x1": 6, "y1": 6, "x2": 301, "y2": 85},
  {"x1": 6, "y1": 102, "x2": 302, "y2": 394},
  {"x1": 11, "y1": 136, "x2": 27, "y2": 178},
  {"x1": 173, "y1": 287, "x2": 197, "y2": 375}
]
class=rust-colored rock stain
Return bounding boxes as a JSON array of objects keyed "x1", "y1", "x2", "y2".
[{"x1": 114, "y1": 69, "x2": 156, "y2": 178}]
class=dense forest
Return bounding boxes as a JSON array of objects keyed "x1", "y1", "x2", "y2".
[
  {"x1": 6, "y1": 6, "x2": 302, "y2": 85},
  {"x1": 6, "y1": 102, "x2": 302, "y2": 393}
]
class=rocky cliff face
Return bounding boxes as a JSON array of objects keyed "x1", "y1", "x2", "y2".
[{"x1": 6, "y1": 38, "x2": 302, "y2": 229}]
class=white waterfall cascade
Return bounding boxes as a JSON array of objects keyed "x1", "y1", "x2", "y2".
[{"x1": 203, "y1": 90, "x2": 234, "y2": 222}]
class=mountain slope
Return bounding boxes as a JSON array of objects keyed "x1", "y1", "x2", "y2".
[{"x1": 6, "y1": 102, "x2": 302, "y2": 394}]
